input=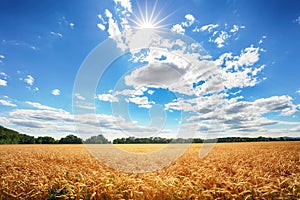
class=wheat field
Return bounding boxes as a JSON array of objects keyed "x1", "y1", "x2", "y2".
[{"x1": 0, "y1": 142, "x2": 299, "y2": 199}]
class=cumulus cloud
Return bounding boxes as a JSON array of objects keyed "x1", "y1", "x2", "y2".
[
  {"x1": 90, "y1": 4, "x2": 300, "y2": 138},
  {"x1": 219, "y1": 45, "x2": 261, "y2": 70},
  {"x1": 98, "y1": 93, "x2": 118, "y2": 102},
  {"x1": 0, "y1": 99, "x2": 17, "y2": 107},
  {"x1": 171, "y1": 24, "x2": 185, "y2": 35},
  {"x1": 125, "y1": 45, "x2": 219, "y2": 96},
  {"x1": 51, "y1": 89, "x2": 61, "y2": 96},
  {"x1": 2, "y1": 100, "x2": 165, "y2": 140},
  {"x1": 24, "y1": 75, "x2": 34, "y2": 86},
  {"x1": 113, "y1": 0, "x2": 132, "y2": 12},
  {"x1": 182, "y1": 14, "x2": 195, "y2": 27},
  {"x1": 0, "y1": 79, "x2": 7, "y2": 86},
  {"x1": 125, "y1": 61, "x2": 190, "y2": 95},
  {"x1": 105, "y1": 9, "x2": 122, "y2": 38},
  {"x1": 213, "y1": 31, "x2": 230, "y2": 48},
  {"x1": 0, "y1": 55, "x2": 5, "y2": 59},
  {"x1": 187, "y1": 95, "x2": 299, "y2": 134},
  {"x1": 128, "y1": 96, "x2": 153, "y2": 108}
]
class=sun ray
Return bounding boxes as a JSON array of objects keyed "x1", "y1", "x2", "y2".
[{"x1": 128, "y1": 0, "x2": 173, "y2": 30}]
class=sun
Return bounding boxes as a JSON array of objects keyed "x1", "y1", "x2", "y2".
[{"x1": 129, "y1": 0, "x2": 172, "y2": 30}]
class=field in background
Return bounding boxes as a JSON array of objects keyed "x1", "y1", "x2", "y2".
[{"x1": 0, "y1": 142, "x2": 299, "y2": 199}]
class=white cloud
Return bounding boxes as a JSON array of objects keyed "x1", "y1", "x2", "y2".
[
  {"x1": 26, "y1": 101, "x2": 59, "y2": 111},
  {"x1": 171, "y1": 24, "x2": 185, "y2": 35},
  {"x1": 214, "y1": 31, "x2": 230, "y2": 48},
  {"x1": 124, "y1": 61, "x2": 189, "y2": 95},
  {"x1": 97, "y1": 23, "x2": 106, "y2": 31},
  {"x1": 105, "y1": 9, "x2": 113, "y2": 18},
  {"x1": 258, "y1": 35, "x2": 267, "y2": 44},
  {"x1": 125, "y1": 46, "x2": 219, "y2": 96},
  {"x1": 0, "y1": 72, "x2": 8, "y2": 77},
  {"x1": 295, "y1": 16, "x2": 300, "y2": 24},
  {"x1": 147, "y1": 90, "x2": 154, "y2": 95},
  {"x1": 104, "y1": 9, "x2": 123, "y2": 46},
  {"x1": 0, "y1": 99, "x2": 17, "y2": 107},
  {"x1": 113, "y1": 0, "x2": 132, "y2": 13},
  {"x1": 114, "y1": 87, "x2": 147, "y2": 97},
  {"x1": 98, "y1": 93, "x2": 118, "y2": 102},
  {"x1": 234, "y1": 45, "x2": 260, "y2": 67},
  {"x1": 24, "y1": 75, "x2": 34, "y2": 86},
  {"x1": 51, "y1": 89, "x2": 61, "y2": 96},
  {"x1": 0, "y1": 79, "x2": 7, "y2": 86},
  {"x1": 197, "y1": 24, "x2": 219, "y2": 32},
  {"x1": 70, "y1": 23, "x2": 75, "y2": 29},
  {"x1": 187, "y1": 95, "x2": 299, "y2": 134},
  {"x1": 50, "y1": 31, "x2": 63, "y2": 38},
  {"x1": 230, "y1": 24, "x2": 245, "y2": 33},
  {"x1": 128, "y1": 96, "x2": 153, "y2": 108},
  {"x1": 98, "y1": 14, "x2": 106, "y2": 23},
  {"x1": 74, "y1": 93, "x2": 86, "y2": 100},
  {"x1": 182, "y1": 14, "x2": 195, "y2": 27},
  {"x1": 165, "y1": 98, "x2": 194, "y2": 112},
  {"x1": 0, "y1": 55, "x2": 5, "y2": 59},
  {"x1": 217, "y1": 45, "x2": 261, "y2": 70},
  {"x1": 296, "y1": 90, "x2": 300, "y2": 95}
]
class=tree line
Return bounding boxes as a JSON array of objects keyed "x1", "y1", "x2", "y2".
[
  {"x1": 0, "y1": 125, "x2": 87, "y2": 144},
  {"x1": 112, "y1": 136, "x2": 300, "y2": 144},
  {"x1": 1, "y1": 125, "x2": 299, "y2": 144}
]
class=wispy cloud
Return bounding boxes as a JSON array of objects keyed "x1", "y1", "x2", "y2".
[
  {"x1": 295, "y1": 16, "x2": 300, "y2": 24},
  {"x1": 194, "y1": 24, "x2": 219, "y2": 32},
  {"x1": 74, "y1": 93, "x2": 86, "y2": 100},
  {"x1": 2, "y1": 40, "x2": 38, "y2": 51},
  {"x1": 26, "y1": 101, "x2": 59, "y2": 111},
  {"x1": 50, "y1": 31, "x2": 63, "y2": 38},
  {"x1": 0, "y1": 99, "x2": 17, "y2": 107}
]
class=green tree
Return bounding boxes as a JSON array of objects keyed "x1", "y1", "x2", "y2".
[
  {"x1": 59, "y1": 135, "x2": 83, "y2": 144},
  {"x1": 36, "y1": 136, "x2": 57, "y2": 144},
  {"x1": 84, "y1": 134, "x2": 110, "y2": 144}
]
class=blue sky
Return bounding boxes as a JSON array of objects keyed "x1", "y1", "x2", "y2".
[{"x1": 0, "y1": 0, "x2": 300, "y2": 140}]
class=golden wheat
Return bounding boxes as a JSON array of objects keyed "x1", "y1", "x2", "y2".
[{"x1": 0, "y1": 142, "x2": 299, "y2": 199}]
